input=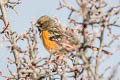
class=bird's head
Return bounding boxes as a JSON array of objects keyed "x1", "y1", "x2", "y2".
[{"x1": 35, "y1": 15, "x2": 54, "y2": 33}]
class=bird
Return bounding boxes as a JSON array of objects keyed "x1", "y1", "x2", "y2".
[
  {"x1": 35, "y1": 15, "x2": 112, "y2": 55},
  {"x1": 35, "y1": 15, "x2": 77, "y2": 55}
]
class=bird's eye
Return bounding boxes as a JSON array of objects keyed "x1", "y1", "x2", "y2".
[{"x1": 40, "y1": 20, "x2": 44, "y2": 24}]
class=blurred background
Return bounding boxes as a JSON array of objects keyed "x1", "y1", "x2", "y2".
[{"x1": 0, "y1": 0, "x2": 120, "y2": 80}]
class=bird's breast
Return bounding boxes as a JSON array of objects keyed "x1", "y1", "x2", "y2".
[{"x1": 40, "y1": 30, "x2": 58, "y2": 52}]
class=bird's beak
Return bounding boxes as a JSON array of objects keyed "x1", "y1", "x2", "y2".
[
  {"x1": 34, "y1": 23, "x2": 42, "y2": 34},
  {"x1": 34, "y1": 23, "x2": 40, "y2": 27}
]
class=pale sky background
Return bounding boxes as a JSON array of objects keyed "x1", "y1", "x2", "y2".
[{"x1": 0, "y1": 0, "x2": 120, "y2": 80}]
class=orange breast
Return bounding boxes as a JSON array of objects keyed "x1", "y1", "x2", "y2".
[{"x1": 40, "y1": 30, "x2": 58, "y2": 52}]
